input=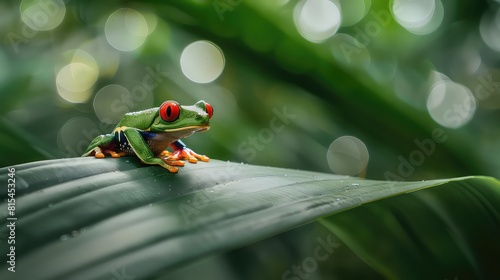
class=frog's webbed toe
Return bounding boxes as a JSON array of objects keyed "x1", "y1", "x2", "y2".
[
  {"x1": 107, "y1": 151, "x2": 126, "y2": 158},
  {"x1": 184, "y1": 148, "x2": 209, "y2": 163},
  {"x1": 95, "y1": 151, "x2": 105, "y2": 158},
  {"x1": 167, "y1": 148, "x2": 209, "y2": 163},
  {"x1": 91, "y1": 147, "x2": 106, "y2": 158},
  {"x1": 159, "y1": 155, "x2": 186, "y2": 167},
  {"x1": 163, "y1": 165, "x2": 178, "y2": 173}
]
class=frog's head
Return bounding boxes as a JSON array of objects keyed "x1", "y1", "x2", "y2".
[{"x1": 150, "y1": 100, "x2": 212, "y2": 138}]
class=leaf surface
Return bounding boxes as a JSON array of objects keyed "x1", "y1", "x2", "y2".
[{"x1": 0, "y1": 158, "x2": 498, "y2": 279}]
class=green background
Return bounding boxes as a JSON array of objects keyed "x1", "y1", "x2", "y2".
[{"x1": 1, "y1": 0, "x2": 499, "y2": 180}]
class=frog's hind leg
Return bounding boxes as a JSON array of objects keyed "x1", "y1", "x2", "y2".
[{"x1": 82, "y1": 134, "x2": 119, "y2": 158}]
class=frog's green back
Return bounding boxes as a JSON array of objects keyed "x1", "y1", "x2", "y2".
[{"x1": 116, "y1": 108, "x2": 159, "y2": 130}]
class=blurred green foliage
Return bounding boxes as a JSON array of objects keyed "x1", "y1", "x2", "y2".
[{"x1": 1, "y1": 0, "x2": 499, "y2": 181}]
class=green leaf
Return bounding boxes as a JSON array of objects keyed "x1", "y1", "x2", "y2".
[
  {"x1": 0, "y1": 158, "x2": 499, "y2": 279},
  {"x1": 320, "y1": 176, "x2": 500, "y2": 279}
]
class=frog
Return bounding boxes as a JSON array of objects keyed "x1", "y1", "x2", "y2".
[{"x1": 82, "y1": 100, "x2": 213, "y2": 173}]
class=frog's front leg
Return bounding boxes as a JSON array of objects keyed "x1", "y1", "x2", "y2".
[
  {"x1": 123, "y1": 128, "x2": 179, "y2": 173},
  {"x1": 161, "y1": 140, "x2": 209, "y2": 163}
]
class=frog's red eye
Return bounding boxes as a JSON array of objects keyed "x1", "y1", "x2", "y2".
[
  {"x1": 205, "y1": 103, "x2": 213, "y2": 119},
  {"x1": 160, "y1": 101, "x2": 180, "y2": 122}
]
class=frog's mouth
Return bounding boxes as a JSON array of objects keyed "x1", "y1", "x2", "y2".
[{"x1": 164, "y1": 125, "x2": 210, "y2": 138}]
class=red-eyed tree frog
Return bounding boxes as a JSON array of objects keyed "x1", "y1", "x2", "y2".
[{"x1": 82, "y1": 100, "x2": 213, "y2": 173}]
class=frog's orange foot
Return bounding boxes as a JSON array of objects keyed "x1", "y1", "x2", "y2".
[
  {"x1": 166, "y1": 166, "x2": 179, "y2": 173},
  {"x1": 107, "y1": 150, "x2": 126, "y2": 158},
  {"x1": 94, "y1": 148, "x2": 125, "y2": 158},
  {"x1": 95, "y1": 151, "x2": 105, "y2": 158},
  {"x1": 168, "y1": 148, "x2": 209, "y2": 164},
  {"x1": 159, "y1": 151, "x2": 185, "y2": 166},
  {"x1": 159, "y1": 156, "x2": 185, "y2": 167}
]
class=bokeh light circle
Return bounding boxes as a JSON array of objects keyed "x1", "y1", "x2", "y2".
[
  {"x1": 180, "y1": 40, "x2": 225, "y2": 84},
  {"x1": 392, "y1": 0, "x2": 443, "y2": 35},
  {"x1": 58, "y1": 49, "x2": 99, "y2": 72},
  {"x1": 20, "y1": 0, "x2": 66, "y2": 31},
  {"x1": 327, "y1": 136, "x2": 369, "y2": 176},
  {"x1": 294, "y1": 0, "x2": 341, "y2": 42},
  {"x1": 105, "y1": 8, "x2": 148, "y2": 51},
  {"x1": 93, "y1": 84, "x2": 135, "y2": 124},
  {"x1": 142, "y1": 12, "x2": 158, "y2": 35},
  {"x1": 56, "y1": 61, "x2": 99, "y2": 103},
  {"x1": 479, "y1": 8, "x2": 500, "y2": 52},
  {"x1": 427, "y1": 80, "x2": 476, "y2": 129},
  {"x1": 80, "y1": 37, "x2": 120, "y2": 78},
  {"x1": 392, "y1": 0, "x2": 435, "y2": 27},
  {"x1": 57, "y1": 117, "x2": 99, "y2": 157}
]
